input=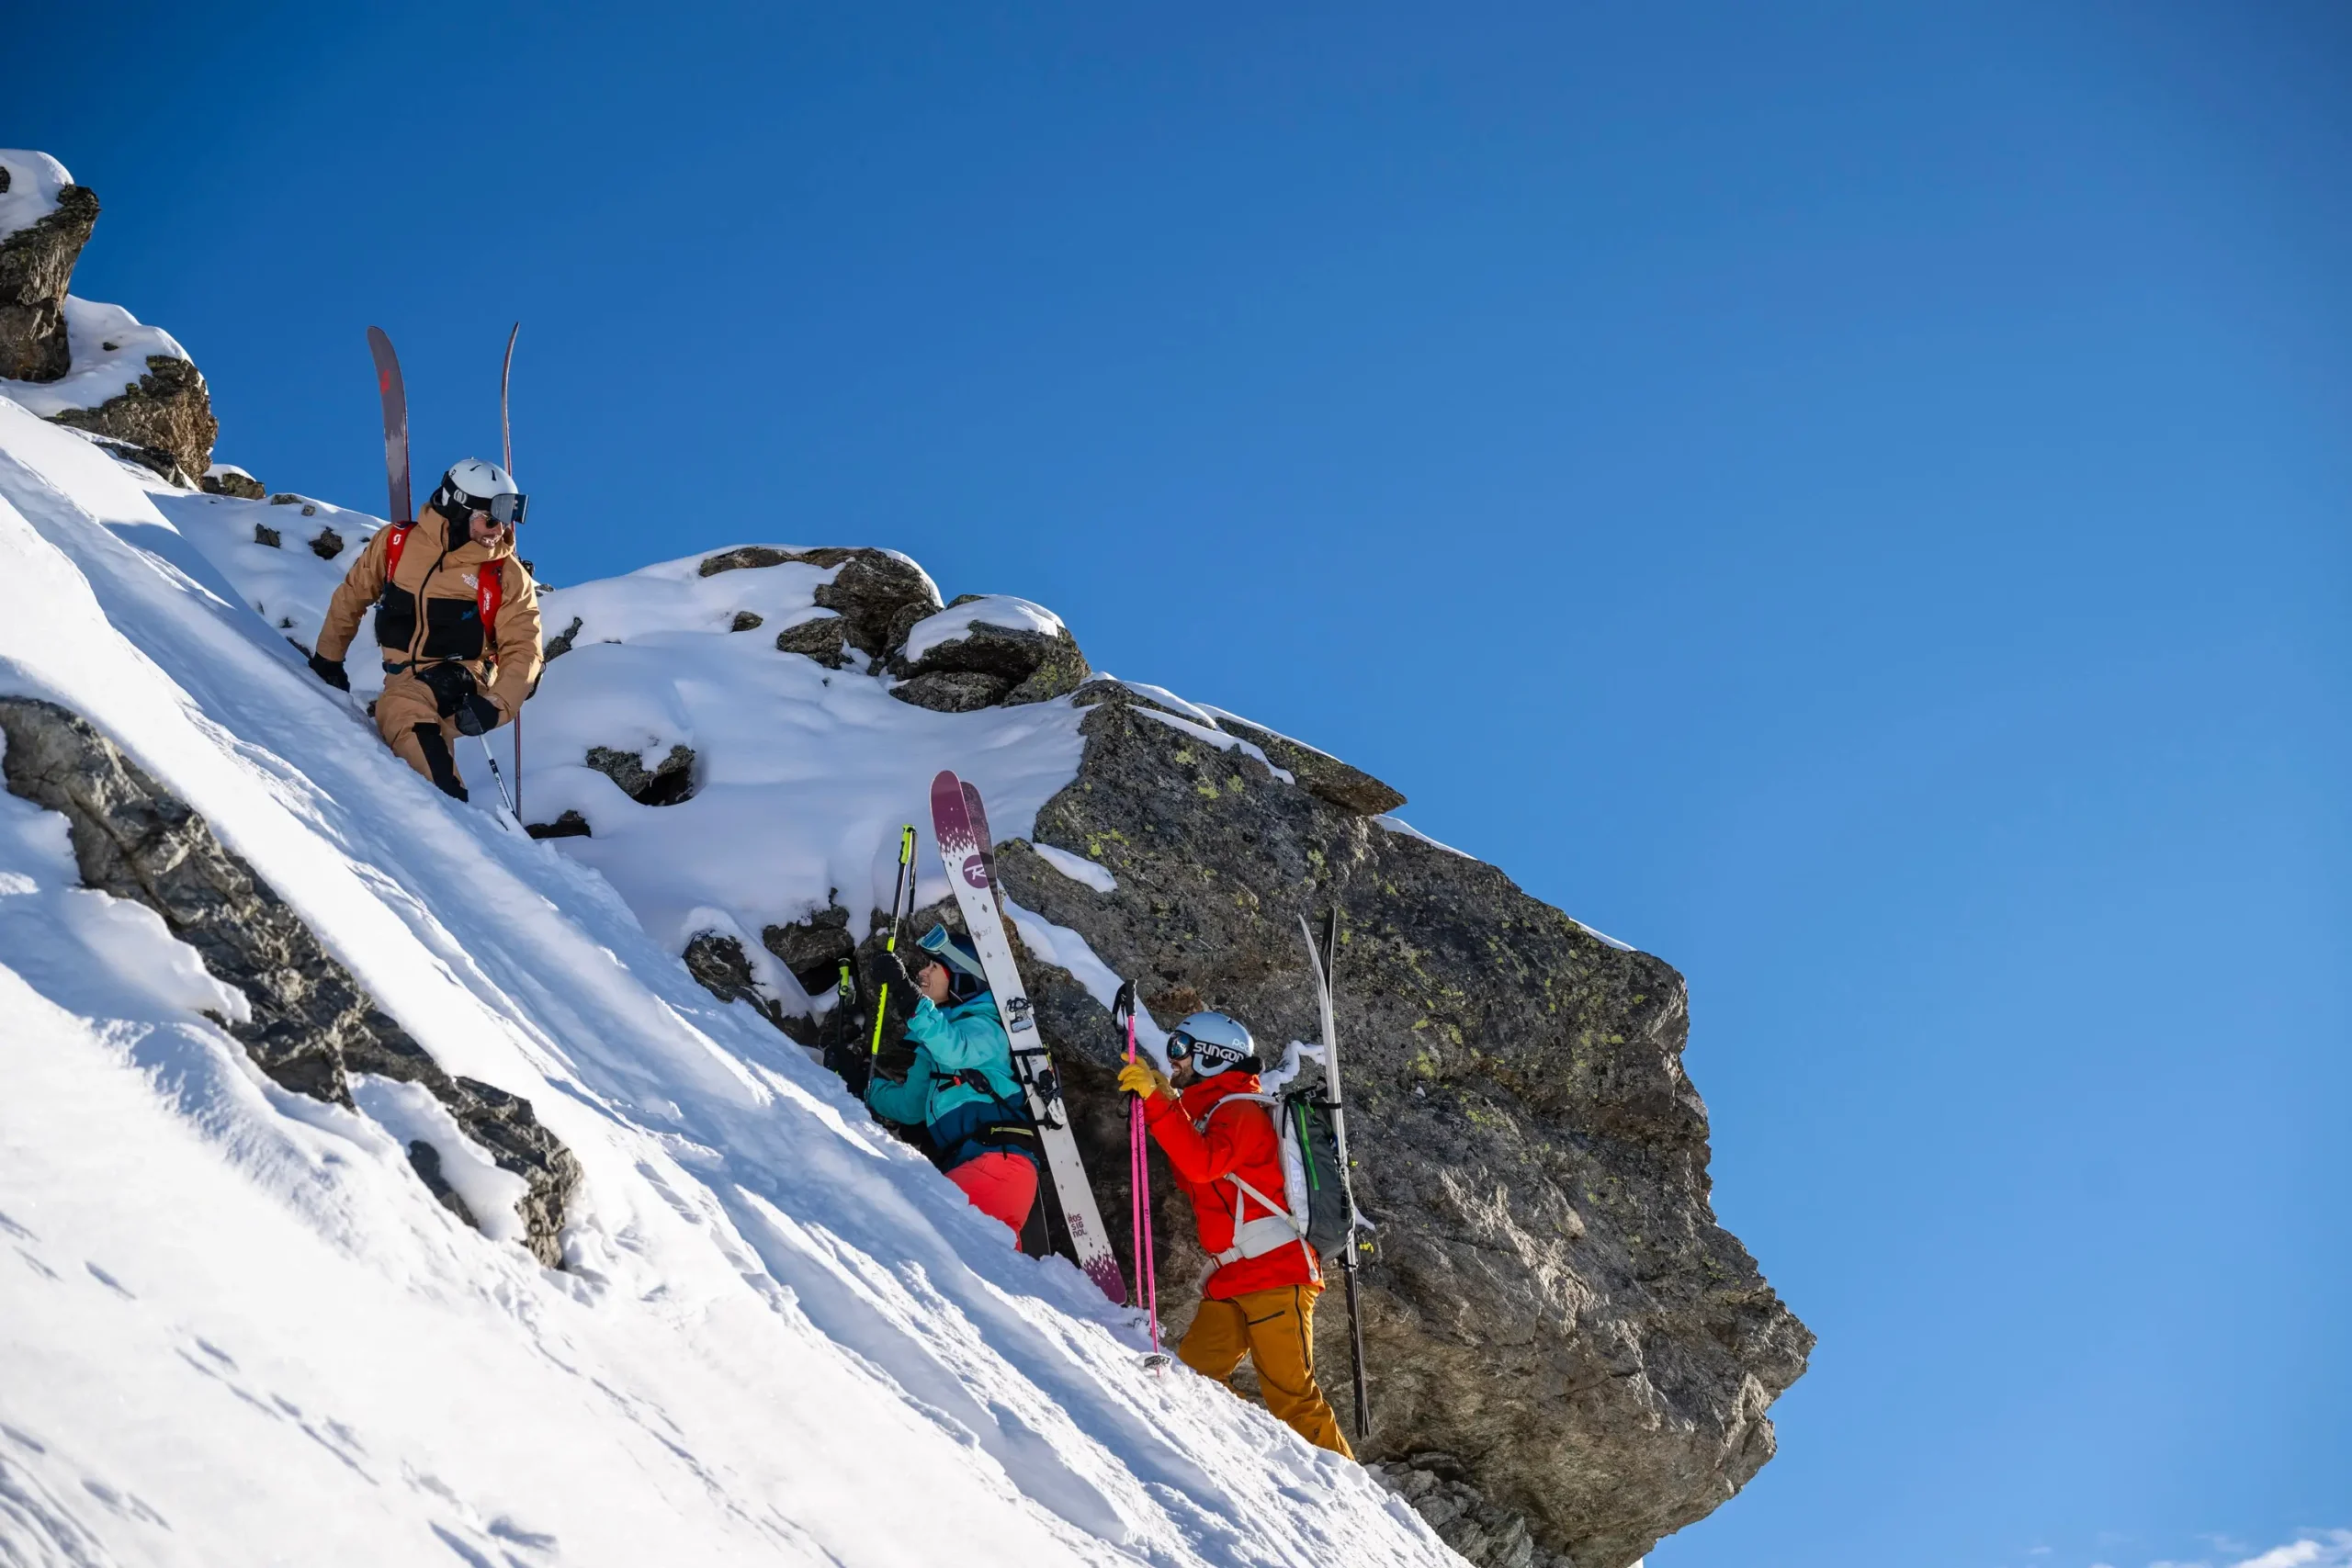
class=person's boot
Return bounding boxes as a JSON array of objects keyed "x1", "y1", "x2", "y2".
[{"x1": 412, "y1": 725, "x2": 469, "y2": 802}]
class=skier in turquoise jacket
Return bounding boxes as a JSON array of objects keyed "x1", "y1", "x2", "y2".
[{"x1": 865, "y1": 926, "x2": 1040, "y2": 1242}]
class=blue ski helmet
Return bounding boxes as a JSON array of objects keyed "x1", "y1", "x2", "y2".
[
  {"x1": 914, "y1": 924, "x2": 989, "y2": 1004},
  {"x1": 1168, "y1": 1011, "x2": 1259, "y2": 1077}
]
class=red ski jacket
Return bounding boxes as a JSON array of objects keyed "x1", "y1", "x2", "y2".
[{"x1": 1143, "y1": 1072, "x2": 1317, "y2": 1300}]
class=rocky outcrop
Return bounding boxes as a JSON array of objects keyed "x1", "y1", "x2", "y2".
[
  {"x1": 0, "y1": 697, "x2": 580, "y2": 1269},
  {"x1": 0, "y1": 181, "x2": 97, "y2": 382},
  {"x1": 683, "y1": 932, "x2": 788, "y2": 1031},
  {"x1": 990, "y1": 695, "x2": 1812, "y2": 1568},
  {"x1": 202, "y1": 465, "x2": 266, "y2": 500},
  {"x1": 761, "y1": 902, "x2": 855, "y2": 997},
  {"x1": 51, "y1": 353, "x2": 219, "y2": 483},
  {"x1": 585, "y1": 742, "x2": 696, "y2": 806},
  {"x1": 1373, "y1": 1454, "x2": 1571, "y2": 1568},
  {"x1": 542, "y1": 615, "x2": 583, "y2": 662},
  {"x1": 775, "y1": 613, "x2": 853, "y2": 669},
  {"x1": 888, "y1": 595, "x2": 1091, "y2": 712},
  {"x1": 698, "y1": 546, "x2": 941, "y2": 662}
]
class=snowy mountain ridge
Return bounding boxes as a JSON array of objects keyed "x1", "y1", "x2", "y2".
[{"x1": 0, "y1": 394, "x2": 1461, "y2": 1564}]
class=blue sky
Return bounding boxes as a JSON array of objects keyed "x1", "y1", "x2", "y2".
[{"x1": 17, "y1": 3, "x2": 2349, "y2": 1563}]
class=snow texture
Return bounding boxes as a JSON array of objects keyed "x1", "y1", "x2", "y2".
[
  {"x1": 0, "y1": 397, "x2": 1454, "y2": 1567},
  {"x1": 0, "y1": 149, "x2": 71, "y2": 241},
  {"x1": 1033, "y1": 840, "x2": 1118, "y2": 895},
  {"x1": 902, "y1": 593, "x2": 1065, "y2": 661},
  {"x1": 517, "y1": 553, "x2": 1090, "y2": 1009}
]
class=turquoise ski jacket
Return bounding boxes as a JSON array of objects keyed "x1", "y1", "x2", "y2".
[{"x1": 865, "y1": 993, "x2": 1025, "y2": 1134}]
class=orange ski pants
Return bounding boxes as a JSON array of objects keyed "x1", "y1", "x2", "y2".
[{"x1": 1177, "y1": 1284, "x2": 1354, "y2": 1459}]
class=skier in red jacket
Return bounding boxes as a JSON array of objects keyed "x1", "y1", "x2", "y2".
[{"x1": 1120, "y1": 1010, "x2": 1353, "y2": 1458}]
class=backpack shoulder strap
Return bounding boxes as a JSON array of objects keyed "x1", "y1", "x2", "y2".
[
  {"x1": 1193, "y1": 1090, "x2": 1277, "y2": 1133},
  {"x1": 479, "y1": 555, "x2": 506, "y2": 649},
  {"x1": 383, "y1": 521, "x2": 414, "y2": 576}
]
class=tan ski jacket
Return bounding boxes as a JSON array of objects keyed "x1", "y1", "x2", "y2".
[{"x1": 317, "y1": 507, "x2": 544, "y2": 720}]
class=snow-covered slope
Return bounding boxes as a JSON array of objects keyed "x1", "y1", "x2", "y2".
[{"x1": 0, "y1": 400, "x2": 1453, "y2": 1565}]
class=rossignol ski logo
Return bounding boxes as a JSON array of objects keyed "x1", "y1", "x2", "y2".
[{"x1": 961, "y1": 853, "x2": 989, "y2": 889}]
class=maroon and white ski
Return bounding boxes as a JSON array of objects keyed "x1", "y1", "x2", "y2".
[
  {"x1": 930, "y1": 770, "x2": 1125, "y2": 1303},
  {"x1": 365, "y1": 325, "x2": 411, "y2": 523}
]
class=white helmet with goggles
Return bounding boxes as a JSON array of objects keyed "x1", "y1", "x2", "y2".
[
  {"x1": 430, "y1": 458, "x2": 528, "y2": 528},
  {"x1": 1168, "y1": 1010, "x2": 1259, "y2": 1077}
]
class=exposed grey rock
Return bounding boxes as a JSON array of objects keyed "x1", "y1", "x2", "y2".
[
  {"x1": 1214, "y1": 712, "x2": 1406, "y2": 817},
  {"x1": 267, "y1": 493, "x2": 319, "y2": 516},
  {"x1": 761, "y1": 901, "x2": 854, "y2": 996},
  {"x1": 308, "y1": 527, "x2": 344, "y2": 560},
  {"x1": 0, "y1": 183, "x2": 98, "y2": 381},
  {"x1": 254, "y1": 523, "x2": 281, "y2": 548},
  {"x1": 585, "y1": 743, "x2": 695, "y2": 807},
  {"x1": 697, "y1": 546, "x2": 941, "y2": 660},
  {"x1": 729, "y1": 610, "x2": 764, "y2": 632},
  {"x1": 524, "y1": 808, "x2": 591, "y2": 840},
  {"x1": 1373, "y1": 1455, "x2": 1566, "y2": 1568},
  {"x1": 1071, "y1": 681, "x2": 1406, "y2": 817},
  {"x1": 889, "y1": 670, "x2": 1013, "y2": 713},
  {"x1": 80, "y1": 434, "x2": 192, "y2": 489},
  {"x1": 683, "y1": 931, "x2": 787, "y2": 1029},
  {"x1": 542, "y1": 615, "x2": 583, "y2": 661},
  {"x1": 696, "y1": 545, "x2": 797, "y2": 573},
  {"x1": 774, "y1": 613, "x2": 852, "y2": 669},
  {"x1": 50, "y1": 353, "x2": 220, "y2": 483},
  {"x1": 405, "y1": 1140, "x2": 481, "y2": 1229},
  {"x1": 992, "y1": 698, "x2": 1811, "y2": 1568},
  {"x1": 888, "y1": 594, "x2": 1090, "y2": 709},
  {"x1": 202, "y1": 468, "x2": 267, "y2": 500},
  {"x1": 0, "y1": 697, "x2": 579, "y2": 1268}
]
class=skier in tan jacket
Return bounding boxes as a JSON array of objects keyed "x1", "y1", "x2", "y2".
[{"x1": 308, "y1": 459, "x2": 542, "y2": 801}]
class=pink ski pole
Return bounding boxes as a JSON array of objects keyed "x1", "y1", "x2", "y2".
[{"x1": 1125, "y1": 996, "x2": 1164, "y2": 1367}]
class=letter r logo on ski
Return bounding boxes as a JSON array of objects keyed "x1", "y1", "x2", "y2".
[{"x1": 961, "y1": 854, "x2": 989, "y2": 889}]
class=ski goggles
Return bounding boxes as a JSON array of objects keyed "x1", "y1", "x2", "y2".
[
  {"x1": 1165, "y1": 1028, "x2": 1250, "y2": 1069},
  {"x1": 454, "y1": 491, "x2": 529, "y2": 527}
]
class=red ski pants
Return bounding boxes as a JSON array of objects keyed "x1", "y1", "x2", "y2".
[{"x1": 948, "y1": 1151, "x2": 1037, "y2": 1243}]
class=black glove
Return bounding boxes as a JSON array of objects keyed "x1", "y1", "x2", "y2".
[
  {"x1": 865, "y1": 950, "x2": 911, "y2": 996},
  {"x1": 309, "y1": 653, "x2": 350, "y2": 692},
  {"x1": 417, "y1": 660, "x2": 478, "y2": 718},
  {"x1": 453, "y1": 693, "x2": 502, "y2": 737}
]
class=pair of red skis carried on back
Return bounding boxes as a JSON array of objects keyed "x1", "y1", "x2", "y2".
[{"x1": 364, "y1": 323, "x2": 526, "y2": 818}]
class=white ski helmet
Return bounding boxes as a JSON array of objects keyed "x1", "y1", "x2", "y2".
[
  {"x1": 1169, "y1": 1010, "x2": 1259, "y2": 1077},
  {"x1": 430, "y1": 458, "x2": 527, "y2": 527}
]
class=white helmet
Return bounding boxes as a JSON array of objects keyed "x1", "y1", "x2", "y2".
[
  {"x1": 1169, "y1": 1011, "x2": 1259, "y2": 1077},
  {"x1": 430, "y1": 458, "x2": 526, "y2": 527}
]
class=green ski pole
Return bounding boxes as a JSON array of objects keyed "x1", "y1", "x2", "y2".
[{"x1": 870, "y1": 825, "x2": 917, "y2": 1056}]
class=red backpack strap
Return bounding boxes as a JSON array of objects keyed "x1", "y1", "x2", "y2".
[
  {"x1": 478, "y1": 558, "x2": 505, "y2": 661},
  {"x1": 384, "y1": 521, "x2": 414, "y2": 576}
]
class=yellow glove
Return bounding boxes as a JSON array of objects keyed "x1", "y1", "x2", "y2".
[{"x1": 1118, "y1": 1058, "x2": 1172, "y2": 1100}]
